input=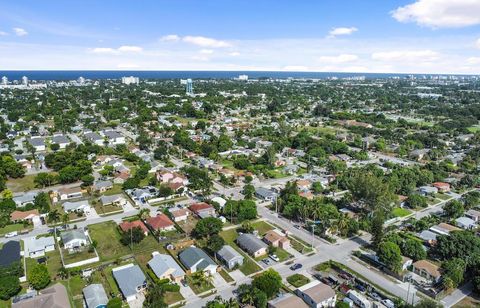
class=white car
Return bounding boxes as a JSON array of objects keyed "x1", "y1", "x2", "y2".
[
  {"x1": 5, "y1": 231, "x2": 17, "y2": 238},
  {"x1": 269, "y1": 254, "x2": 280, "y2": 262},
  {"x1": 382, "y1": 299, "x2": 395, "y2": 308}
]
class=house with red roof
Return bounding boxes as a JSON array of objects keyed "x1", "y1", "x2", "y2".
[
  {"x1": 146, "y1": 214, "x2": 175, "y2": 232},
  {"x1": 189, "y1": 202, "x2": 216, "y2": 218},
  {"x1": 432, "y1": 182, "x2": 451, "y2": 193},
  {"x1": 118, "y1": 220, "x2": 149, "y2": 236}
]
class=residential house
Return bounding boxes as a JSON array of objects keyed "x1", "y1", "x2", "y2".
[
  {"x1": 263, "y1": 230, "x2": 291, "y2": 249},
  {"x1": 237, "y1": 233, "x2": 268, "y2": 258},
  {"x1": 12, "y1": 283, "x2": 70, "y2": 308},
  {"x1": 168, "y1": 207, "x2": 189, "y2": 222},
  {"x1": 112, "y1": 264, "x2": 147, "y2": 302},
  {"x1": 84, "y1": 132, "x2": 104, "y2": 146},
  {"x1": 156, "y1": 170, "x2": 187, "y2": 185},
  {"x1": 189, "y1": 202, "x2": 216, "y2": 218},
  {"x1": 119, "y1": 220, "x2": 149, "y2": 236},
  {"x1": 114, "y1": 172, "x2": 130, "y2": 184},
  {"x1": 268, "y1": 294, "x2": 309, "y2": 308},
  {"x1": 412, "y1": 260, "x2": 442, "y2": 283},
  {"x1": 465, "y1": 209, "x2": 480, "y2": 222},
  {"x1": 63, "y1": 200, "x2": 91, "y2": 213},
  {"x1": 432, "y1": 182, "x2": 450, "y2": 193},
  {"x1": 217, "y1": 245, "x2": 244, "y2": 270},
  {"x1": 92, "y1": 180, "x2": 113, "y2": 193},
  {"x1": 99, "y1": 194, "x2": 126, "y2": 207},
  {"x1": 178, "y1": 246, "x2": 218, "y2": 275},
  {"x1": 455, "y1": 217, "x2": 476, "y2": 230},
  {"x1": 83, "y1": 284, "x2": 108, "y2": 308},
  {"x1": 294, "y1": 280, "x2": 337, "y2": 308},
  {"x1": 103, "y1": 130, "x2": 125, "y2": 145},
  {"x1": 430, "y1": 223, "x2": 460, "y2": 236},
  {"x1": 255, "y1": 187, "x2": 278, "y2": 201},
  {"x1": 145, "y1": 214, "x2": 175, "y2": 232},
  {"x1": 10, "y1": 209, "x2": 40, "y2": 223},
  {"x1": 13, "y1": 192, "x2": 37, "y2": 207},
  {"x1": 417, "y1": 230, "x2": 438, "y2": 246},
  {"x1": 148, "y1": 252, "x2": 185, "y2": 283},
  {"x1": 419, "y1": 186, "x2": 438, "y2": 196},
  {"x1": 0, "y1": 241, "x2": 21, "y2": 267},
  {"x1": 57, "y1": 187, "x2": 83, "y2": 201},
  {"x1": 61, "y1": 230, "x2": 88, "y2": 250},
  {"x1": 52, "y1": 134, "x2": 70, "y2": 149},
  {"x1": 211, "y1": 196, "x2": 227, "y2": 209},
  {"x1": 27, "y1": 137, "x2": 46, "y2": 152},
  {"x1": 25, "y1": 236, "x2": 55, "y2": 258}
]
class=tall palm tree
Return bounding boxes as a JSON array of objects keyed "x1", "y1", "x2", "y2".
[
  {"x1": 61, "y1": 213, "x2": 69, "y2": 227},
  {"x1": 337, "y1": 214, "x2": 349, "y2": 237},
  {"x1": 48, "y1": 209, "x2": 60, "y2": 224}
]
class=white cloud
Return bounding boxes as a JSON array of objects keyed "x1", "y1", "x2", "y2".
[
  {"x1": 117, "y1": 45, "x2": 143, "y2": 53},
  {"x1": 229, "y1": 51, "x2": 241, "y2": 56},
  {"x1": 199, "y1": 49, "x2": 214, "y2": 54},
  {"x1": 90, "y1": 45, "x2": 142, "y2": 55},
  {"x1": 475, "y1": 38, "x2": 480, "y2": 49},
  {"x1": 117, "y1": 63, "x2": 140, "y2": 69},
  {"x1": 160, "y1": 34, "x2": 180, "y2": 42},
  {"x1": 182, "y1": 35, "x2": 231, "y2": 48},
  {"x1": 328, "y1": 27, "x2": 358, "y2": 38},
  {"x1": 467, "y1": 57, "x2": 480, "y2": 65},
  {"x1": 371, "y1": 50, "x2": 439, "y2": 62},
  {"x1": 13, "y1": 28, "x2": 28, "y2": 36},
  {"x1": 392, "y1": 0, "x2": 480, "y2": 28},
  {"x1": 317, "y1": 54, "x2": 359, "y2": 63},
  {"x1": 0, "y1": 31, "x2": 8, "y2": 36}
]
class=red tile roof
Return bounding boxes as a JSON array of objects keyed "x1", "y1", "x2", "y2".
[
  {"x1": 146, "y1": 214, "x2": 174, "y2": 230},
  {"x1": 10, "y1": 209, "x2": 40, "y2": 221},
  {"x1": 189, "y1": 202, "x2": 214, "y2": 213},
  {"x1": 119, "y1": 220, "x2": 149, "y2": 234}
]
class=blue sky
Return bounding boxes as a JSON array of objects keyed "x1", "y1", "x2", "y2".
[{"x1": 1, "y1": 0, "x2": 480, "y2": 73}]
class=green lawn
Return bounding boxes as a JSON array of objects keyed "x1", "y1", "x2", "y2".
[
  {"x1": 218, "y1": 269, "x2": 234, "y2": 283},
  {"x1": 219, "y1": 229, "x2": 261, "y2": 275},
  {"x1": 94, "y1": 204, "x2": 123, "y2": 216},
  {"x1": 289, "y1": 237, "x2": 313, "y2": 254},
  {"x1": 251, "y1": 221, "x2": 274, "y2": 235},
  {"x1": 0, "y1": 224, "x2": 28, "y2": 236},
  {"x1": 392, "y1": 207, "x2": 412, "y2": 218},
  {"x1": 164, "y1": 291, "x2": 185, "y2": 305},
  {"x1": 467, "y1": 125, "x2": 480, "y2": 133},
  {"x1": 88, "y1": 221, "x2": 131, "y2": 261},
  {"x1": 186, "y1": 275, "x2": 214, "y2": 294},
  {"x1": 102, "y1": 184, "x2": 124, "y2": 196},
  {"x1": 435, "y1": 193, "x2": 451, "y2": 201},
  {"x1": 287, "y1": 274, "x2": 310, "y2": 287},
  {"x1": 6, "y1": 174, "x2": 38, "y2": 192},
  {"x1": 62, "y1": 247, "x2": 98, "y2": 265}
]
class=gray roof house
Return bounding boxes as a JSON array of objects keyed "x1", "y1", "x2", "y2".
[
  {"x1": 92, "y1": 180, "x2": 113, "y2": 192},
  {"x1": 178, "y1": 246, "x2": 218, "y2": 275},
  {"x1": 63, "y1": 200, "x2": 90, "y2": 212},
  {"x1": 236, "y1": 233, "x2": 268, "y2": 258},
  {"x1": 217, "y1": 245, "x2": 244, "y2": 269},
  {"x1": 61, "y1": 230, "x2": 88, "y2": 250},
  {"x1": 456, "y1": 217, "x2": 476, "y2": 230},
  {"x1": 148, "y1": 252, "x2": 185, "y2": 283},
  {"x1": 13, "y1": 192, "x2": 37, "y2": 207},
  {"x1": 112, "y1": 264, "x2": 147, "y2": 302},
  {"x1": 255, "y1": 187, "x2": 277, "y2": 201},
  {"x1": 52, "y1": 135, "x2": 70, "y2": 148},
  {"x1": 83, "y1": 284, "x2": 108, "y2": 308},
  {"x1": 99, "y1": 194, "x2": 125, "y2": 206}
]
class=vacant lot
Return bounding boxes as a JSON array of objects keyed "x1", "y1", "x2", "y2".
[{"x1": 88, "y1": 221, "x2": 131, "y2": 261}]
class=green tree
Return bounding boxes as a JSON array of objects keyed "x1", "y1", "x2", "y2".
[
  {"x1": 0, "y1": 275, "x2": 21, "y2": 300},
  {"x1": 192, "y1": 217, "x2": 223, "y2": 239},
  {"x1": 120, "y1": 227, "x2": 145, "y2": 246},
  {"x1": 28, "y1": 264, "x2": 50, "y2": 290},
  {"x1": 242, "y1": 184, "x2": 255, "y2": 199},
  {"x1": 402, "y1": 239, "x2": 427, "y2": 261},
  {"x1": 251, "y1": 269, "x2": 282, "y2": 299},
  {"x1": 144, "y1": 284, "x2": 167, "y2": 308},
  {"x1": 207, "y1": 234, "x2": 225, "y2": 260},
  {"x1": 377, "y1": 241, "x2": 402, "y2": 273},
  {"x1": 443, "y1": 200, "x2": 464, "y2": 219},
  {"x1": 441, "y1": 258, "x2": 466, "y2": 289}
]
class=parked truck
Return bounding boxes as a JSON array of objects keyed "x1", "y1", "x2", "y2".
[{"x1": 348, "y1": 290, "x2": 371, "y2": 308}]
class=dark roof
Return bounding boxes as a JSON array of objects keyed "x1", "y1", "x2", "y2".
[{"x1": 0, "y1": 241, "x2": 21, "y2": 267}]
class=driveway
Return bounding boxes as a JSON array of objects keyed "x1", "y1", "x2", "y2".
[
  {"x1": 211, "y1": 272, "x2": 227, "y2": 288},
  {"x1": 179, "y1": 284, "x2": 198, "y2": 302},
  {"x1": 229, "y1": 269, "x2": 246, "y2": 281}
]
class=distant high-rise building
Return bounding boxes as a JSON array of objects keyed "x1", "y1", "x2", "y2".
[
  {"x1": 1, "y1": 76, "x2": 7, "y2": 85},
  {"x1": 238, "y1": 74, "x2": 248, "y2": 81},
  {"x1": 77, "y1": 77, "x2": 85, "y2": 84},
  {"x1": 186, "y1": 78, "x2": 193, "y2": 95},
  {"x1": 21, "y1": 76, "x2": 28, "y2": 86},
  {"x1": 121, "y1": 76, "x2": 139, "y2": 85}
]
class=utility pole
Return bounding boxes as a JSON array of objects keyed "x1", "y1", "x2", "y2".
[{"x1": 311, "y1": 224, "x2": 315, "y2": 249}]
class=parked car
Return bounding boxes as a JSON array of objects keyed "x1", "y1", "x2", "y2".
[
  {"x1": 294, "y1": 225, "x2": 300, "y2": 229},
  {"x1": 382, "y1": 299, "x2": 395, "y2": 308},
  {"x1": 290, "y1": 263, "x2": 302, "y2": 270},
  {"x1": 355, "y1": 284, "x2": 366, "y2": 292},
  {"x1": 369, "y1": 292, "x2": 382, "y2": 301},
  {"x1": 269, "y1": 254, "x2": 280, "y2": 262},
  {"x1": 5, "y1": 231, "x2": 17, "y2": 238}
]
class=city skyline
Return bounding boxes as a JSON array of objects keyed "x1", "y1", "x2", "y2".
[{"x1": 1, "y1": 0, "x2": 480, "y2": 74}]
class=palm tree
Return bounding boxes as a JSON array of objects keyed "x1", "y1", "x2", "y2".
[
  {"x1": 48, "y1": 209, "x2": 60, "y2": 224},
  {"x1": 337, "y1": 214, "x2": 349, "y2": 237},
  {"x1": 138, "y1": 208, "x2": 150, "y2": 220},
  {"x1": 61, "y1": 213, "x2": 69, "y2": 227}
]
